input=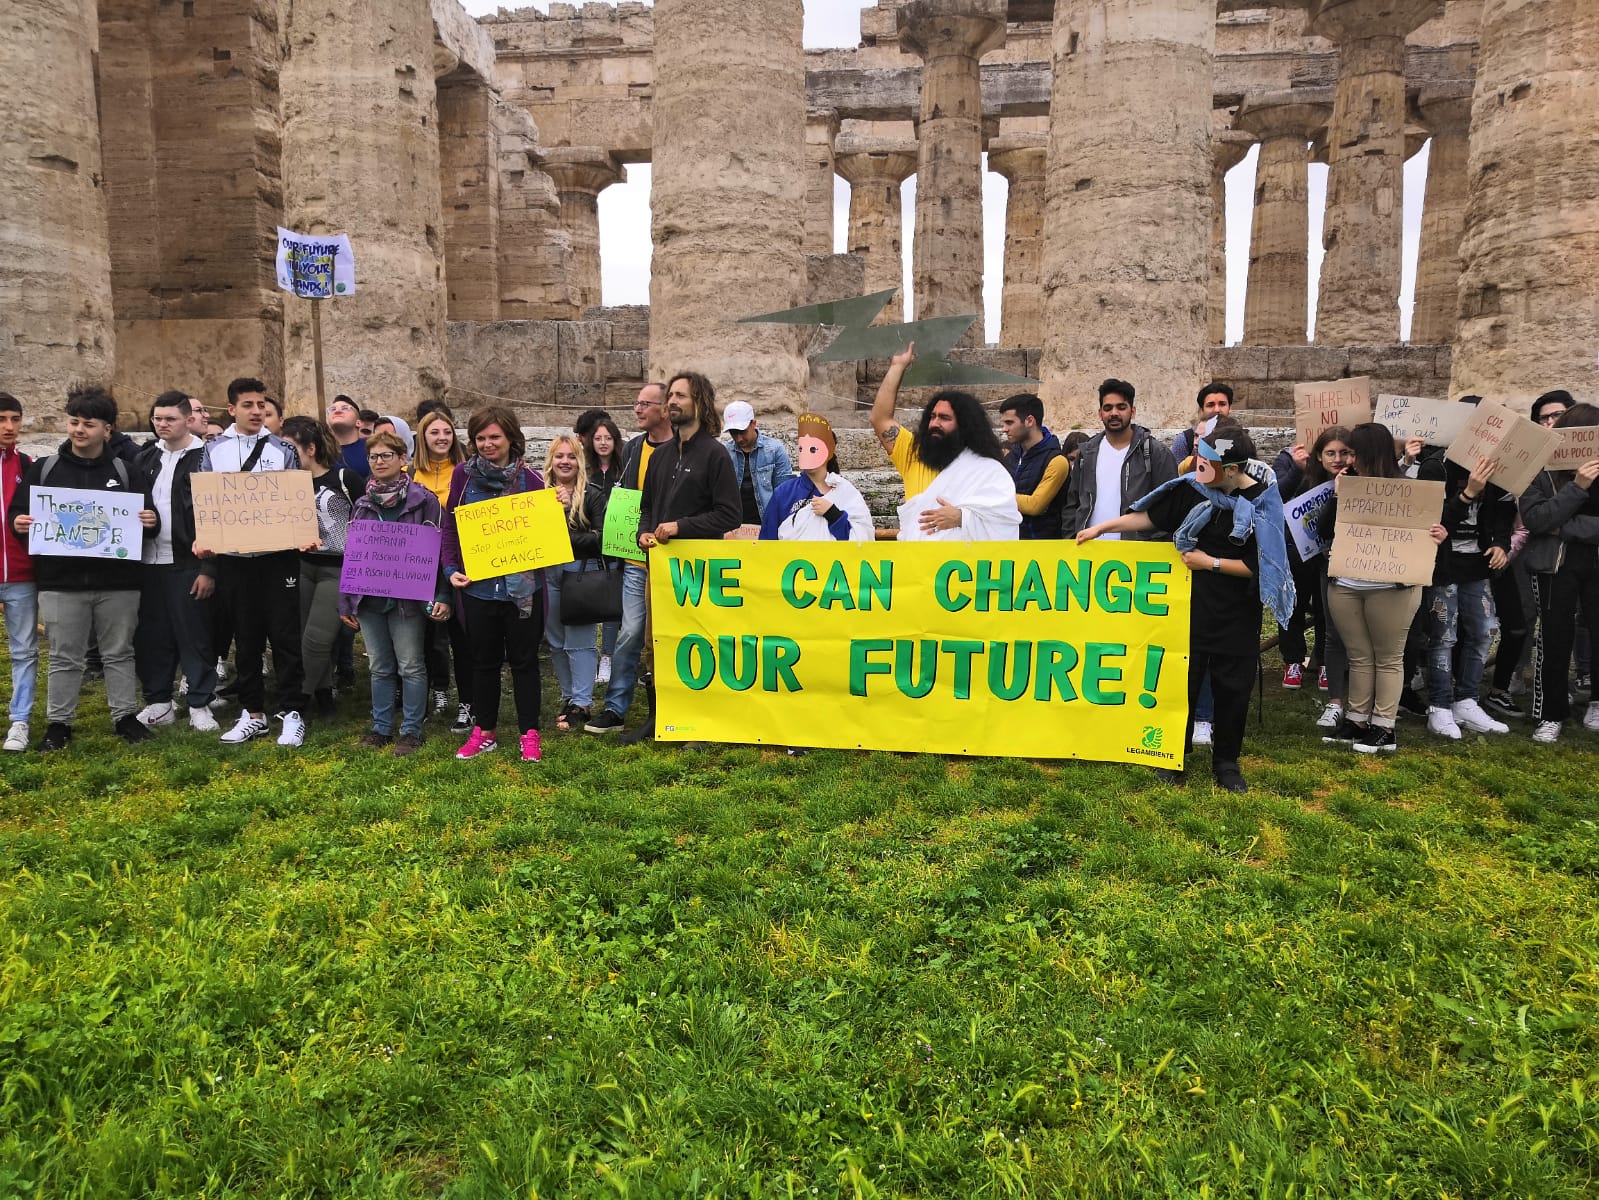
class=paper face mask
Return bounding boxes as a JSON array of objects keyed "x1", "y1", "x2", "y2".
[{"x1": 797, "y1": 436, "x2": 829, "y2": 471}]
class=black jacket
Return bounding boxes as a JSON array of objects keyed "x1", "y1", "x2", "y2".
[
  {"x1": 134, "y1": 438, "x2": 207, "y2": 567},
  {"x1": 1418, "y1": 455, "x2": 1514, "y2": 585},
  {"x1": 6, "y1": 441, "x2": 156, "y2": 591},
  {"x1": 638, "y1": 426, "x2": 741, "y2": 542},
  {"x1": 568, "y1": 479, "x2": 610, "y2": 559}
]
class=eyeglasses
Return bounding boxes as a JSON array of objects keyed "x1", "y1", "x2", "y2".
[{"x1": 368, "y1": 451, "x2": 399, "y2": 463}]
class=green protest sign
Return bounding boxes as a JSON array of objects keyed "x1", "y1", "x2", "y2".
[{"x1": 602, "y1": 488, "x2": 646, "y2": 563}]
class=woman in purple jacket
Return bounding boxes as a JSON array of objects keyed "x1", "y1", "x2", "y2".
[{"x1": 338, "y1": 430, "x2": 451, "y2": 756}]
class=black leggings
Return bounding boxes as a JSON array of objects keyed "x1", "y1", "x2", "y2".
[
  {"x1": 425, "y1": 609, "x2": 474, "y2": 706},
  {"x1": 1489, "y1": 564, "x2": 1528, "y2": 692},
  {"x1": 1532, "y1": 545, "x2": 1599, "y2": 723},
  {"x1": 462, "y1": 593, "x2": 543, "y2": 734}
]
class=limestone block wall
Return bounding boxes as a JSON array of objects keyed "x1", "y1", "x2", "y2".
[{"x1": 1208, "y1": 344, "x2": 1454, "y2": 414}]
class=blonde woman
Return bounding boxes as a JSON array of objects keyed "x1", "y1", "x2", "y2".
[
  {"x1": 411, "y1": 408, "x2": 473, "y2": 729},
  {"x1": 543, "y1": 434, "x2": 609, "y2": 731}
]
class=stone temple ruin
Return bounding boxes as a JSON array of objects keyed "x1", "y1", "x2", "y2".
[{"x1": 2, "y1": 0, "x2": 1595, "y2": 438}]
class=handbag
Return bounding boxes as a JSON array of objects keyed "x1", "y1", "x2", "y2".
[{"x1": 560, "y1": 558, "x2": 623, "y2": 625}]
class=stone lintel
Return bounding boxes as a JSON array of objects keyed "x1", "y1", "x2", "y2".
[
  {"x1": 1234, "y1": 87, "x2": 1334, "y2": 140},
  {"x1": 896, "y1": 0, "x2": 1008, "y2": 61},
  {"x1": 539, "y1": 145, "x2": 625, "y2": 196}
]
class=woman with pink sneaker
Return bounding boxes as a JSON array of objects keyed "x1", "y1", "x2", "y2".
[{"x1": 441, "y1": 405, "x2": 548, "y2": 763}]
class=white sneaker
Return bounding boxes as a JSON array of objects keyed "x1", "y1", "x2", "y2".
[
  {"x1": 215, "y1": 656, "x2": 229, "y2": 683},
  {"x1": 136, "y1": 701, "x2": 177, "y2": 728},
  {"x1": 1192, "y1": 720, "x2": 1213, "y2": 746},
  {"x1": 1453, "y1": 699, "x2": 1509, "y2": 735},
  {"x1": 178, "y1": 675, "x2": 189, "y2": 696},
  {"x1": 596, "y1": 654, "x2": 612, "y2": 686},
  {"x1": 188, "y1": 706, "x2": 220, "y2": 733},
  {"x1": 276, "y1": 710, "x2": 306, "y2": 747},
  {"x1": 1584, "y1": 702, "x2": 1599, "y2": 733},
  {"x1": 208, "y1": 695, "x2": 231, "y2": 711},
  {"x1": 2, "y1": 720, "x2": 27, "y2": 752},
  {"x1": 1426, "y1": 706, "x2": 1462, "y2": 740},
  {"x1": 1315, "y1": 702, "x2": 1344, "y2": 729},
  {"x1": 1532, "y1": 720, "x2": 1562, "y2": 744},
  {"x1": 221, "y1": 712, "x2": 270, "y2": 744}
]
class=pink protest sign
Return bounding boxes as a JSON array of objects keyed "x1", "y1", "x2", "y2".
[{"x1": 339, "y1": 520, "x2": 443, "y2": 603}]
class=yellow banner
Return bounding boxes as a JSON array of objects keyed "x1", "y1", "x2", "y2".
[
  {"x1": 651, "y1": 540, "x2": 1191, "y2": 766},
  {"x1": 456, "y1": 489, "x2": 574, "y2": 581}
]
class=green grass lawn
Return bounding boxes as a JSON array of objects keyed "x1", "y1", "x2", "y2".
[{"x1": 2, "y1": 663, "x2": 1597, "y2": 1198}]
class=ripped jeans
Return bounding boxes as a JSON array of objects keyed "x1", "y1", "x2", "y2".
[{"x1": 1424, "y1": 578, "x2": 1497, "y2": 709}]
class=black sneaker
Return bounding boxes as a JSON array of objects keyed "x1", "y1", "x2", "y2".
[
  {"x1": 314, "y1": 689, "x2": 337, "y2": 719},
  {"x1": 1152, "y1": 766, "x2": 1186, "y2": 786},
  {"x1": 36, "y1": 722, "x2": 72, "y2": 752},
  {"x1": 1354, "y1": 725, "x2": 1398, "y2": 754},
  {"x1": 1484, "y1": 688, "x2": 1523, "y2": 717},
  {"x1": 1397, "y1": 688, "x2": 1427, "y2": 719},
  {"x1": 585, "y1": 709, "x2": 625, "y2": 735},
  {"x1": 115, "y1": 715, "x2": 155, "y2": 744},
  {"x1": 451, "y1": 703, "x2": 474, "y2": 734},
  {"x1": 1213, "y1": 762, "x2": 1249, "y2": 793},
  {"x1": 1322, "y1": 718, "x2": 1369, "y2": 745}
]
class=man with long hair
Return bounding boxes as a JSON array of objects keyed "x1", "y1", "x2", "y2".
[{"x1": 896, "y1": 390, "x2": 1020, "y2": 541}]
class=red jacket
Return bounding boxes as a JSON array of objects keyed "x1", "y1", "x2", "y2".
[{"x1": 0, "y1": 447, "x2": 33, "y2": 584}]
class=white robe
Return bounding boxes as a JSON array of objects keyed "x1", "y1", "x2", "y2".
[
  {"x1": 897, "y1": 449, "x2": 1022, "y2": 542},
  {"x1": 774, "y1": 474, "x2": 876, "y2": 543}
]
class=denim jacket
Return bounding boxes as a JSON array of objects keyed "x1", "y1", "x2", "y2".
[{"x1": 726, "y1": 432, "x2": 794, "y2": 517}]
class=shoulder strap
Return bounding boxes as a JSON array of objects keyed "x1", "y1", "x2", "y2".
[
  {"x1": 112, "y1": 458, "x2": 130, "y2": 489},
  {"x1": 240, "y1": 435, "x2": 269, "y2": 474},
  {"x1": 39, "y1": 455, "x2": 58, "y2": 486}
]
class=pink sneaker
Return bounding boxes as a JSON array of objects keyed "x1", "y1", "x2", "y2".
[
  {"x1": 520, "y1": 729, "x2": 542, "y2": 762},
  {"x1": 456, "y1": 727, "x2": 497, "y2": 759},
  {"x1": 1282, "y1": 663, "x2": 1304, "y2": 690}
]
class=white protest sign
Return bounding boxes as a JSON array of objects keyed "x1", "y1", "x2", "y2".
[
  {"x1": 28, "y1": 486, "x2": 143, "y2": 560},
  {"x1": 1445, "y1": 400, "x2": 1558, "y2": 497},
  {"x1": 275, "y1": 227, "x2": 356, "y2": 299},
  {"x1": 1327, "y1": 475, "x2": 1445, "y2": 586},
  {"x1": 1294, "y1": 377, "x2": 1373, "y2": 450},
  {"x1": 1374, "y1": 394, "x2": 1473, "y2": 448},
  {"x1": 1284, "y1": 480, "x2": 1335, "y2": 560},
  {"x1": 1548, "y1": 425, "x2": 1599, "y2": 471}
]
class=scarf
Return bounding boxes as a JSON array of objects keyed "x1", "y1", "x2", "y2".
[
  {"x1": 1131, "y1": 462, "x2": 1297, "y2": 628},
  {"x1": 367, "y1": 475, "x2": 410, "y2": 511},
  {"x1": 896, "y1": 449, "x2": 1022, "y2": 542},
  {"x1": 462, "y1": 455, "x2": 540, "y2": 616}
]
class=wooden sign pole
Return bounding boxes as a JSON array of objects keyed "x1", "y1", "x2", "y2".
[{"x1": 310, "y1": 298, "x2": 327, "y2": 424}]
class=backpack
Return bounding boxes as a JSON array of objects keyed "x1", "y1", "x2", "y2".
[{"x1": 39, "y1": 454, "x2": 131, "y2": 490}]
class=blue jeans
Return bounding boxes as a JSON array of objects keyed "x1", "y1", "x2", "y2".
[
  {"x1": 0, "y1": 582, "x2": 38, "y2": 722},
  {"x1": 601, "y1": 562, "x2": 649, "y2": 717},
  {"x1": 358, "y1": 606, "x2": 428, "y2": 736},
  {"x1": 545, "y1": 564, "x2": 600, "y2": 708},
  {"x1": 1425, "y1": 578, "x2": 1497, "y2": 708}
]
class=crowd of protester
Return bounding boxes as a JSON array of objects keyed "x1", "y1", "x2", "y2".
[{"x1": 0, "y1": 357, "x2": 1590, "y2": 790}]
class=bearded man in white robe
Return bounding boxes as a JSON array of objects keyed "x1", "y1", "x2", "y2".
[{"x1": 896, "y1": 391, "x2": 1022, "y2": 541}]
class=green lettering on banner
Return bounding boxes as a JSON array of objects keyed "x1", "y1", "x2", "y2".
[
  {"x1": 1084, "y1": 643, "x2": 1127, "y2": 705},
  {"x1": 765, "y1": 637, "x2": 803, "y2": 693},
  {"x1": 1054, "y1": 560, "x2": 1092, "y2": 611},
  {"x1": 859, "y1": 561, "x2": 893, "y2": 611},
  {"x1": 849, "y1": 638, "x2": 893, "y2": 696},
  {"x1": 717, "y1": 635, "x2": 759, "y2": 691},
  {"x1": 818, "y1": 561, "x2": 855, "y2": 610},
  {"x1": 782, "y1": 560, "x2": 818, "y2": 609},
  {"x1": 894, "y1": 640, "x2": 938, "y2": 699},
  {"x1": 989, "y1": 641, "x2": 1031, "y2": 700},
  {"x1": 671, "y1": 559, "x2": 708, "y2": 605},
  {"x1": 943, "y1": 639, "x2": 983, "y2": 700},
  {"x1": 935, "y1": 561, "x2": 972, "y2": 612},
  {"x1": 1013, "y1": 561, "x2": 1049, "y2": 611},
  {"x1": 1134, "y1": 561, "x2": 1171, "y2": 616},
  {"x1": 601, "y1": 488, "x2": 646, "y2": 563},
  {"x1": 678, "y1": 634, "x2": 715, "y2": 690},
  {"x1": 1034, "y1": 641, "x2": 1079, "y2": 702},
  {"x1": 975, "y1": 560, "x2": 1014, "y2": 612},
  {"x1": 707, "y1": 559, "x2": 743, "y2": 607},
  {"x1": 1094, "y1": 561, "x2": 1134, "y2": 614}
]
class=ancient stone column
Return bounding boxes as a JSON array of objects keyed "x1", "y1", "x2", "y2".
[
  {"x1": 279, "y1": 0, "x2": 449, "y2": 413},
  {"x1": 1235, "y1": 90, "x2": 1331, "y2": 345},
  {"x1": 1309, "y1": 0, "x2": 1438, "y2": 345},
  {"x1": 0, "y1": 0, "x2": 114, "y2": 404},
  {"x1": 834, "y1": 139, "x2": 917, "y2": 324},
  {"x1": 1208, "y1": 130, "x2": 1255, "y2": 345},
  {"x1": 897, "y1": 0, "x2": 1006, "y2": 335},
  {"x1": 650, "y1": 0, "x2": 809, "y2": 413},
  {"x1": 1040, "y1": 0, "x2": 1216, "y2": 429},
  {"x1": 803, "y1": 110, "x2": 842, "y2": 257},
  {"x1": 1410, "y1": 86, "x2": 1472, "y2": 345},
  {"x1": 1452, "y1": 0, "x2": 1599, "y2": 406},
  {"x1": 496, "y1": 104, "x2": 578, "y2": 321},
  {"x1": 437, "y1": 75, "x2": 503, "y2": 323},
  {"x1": 987, "y1": 137, "x2": 1047, "y2": 350},
  {"x1": 542, "y1": 147, "x2": 624, "y2": 316}
]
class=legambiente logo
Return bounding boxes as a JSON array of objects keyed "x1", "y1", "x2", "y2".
[{"x1": 1124, "y1": 726, "x2": 1175, "y2": 762}]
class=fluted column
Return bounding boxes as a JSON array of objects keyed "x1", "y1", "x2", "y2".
[
  {"x1": 650, "y1": 0, "x2": 809, "y2": 413},
  {"x1": 897, "y1": 0, "x2": 1006, "y2": 335},
  {"x1": 803, "y1": 110, "x2": 841, "y2": 256},
  {"x1": 542, "y1": 147, "x2": 624, "y2": 316},
  {"x1": 1040, "y1": 0, "x2": 1216, "y2": 428},
  {"x1": 1309, "y1": 0, "x2": 1439, "y2": 344},
  {"x1": 1410, "y1": 87, "x2": 1472, "y2": 345},
  {"x1": 1235, "y1": 90, "x2": 1331, "y2": 345},
  {"x1": 1452, "y1": 0, "x2": 1599, "y2": 406},
  {"x1": 0, "y1": 0, "x2": 114, "y2": 401},
  {"x1": 988, "y1": 138, "x2": 1047, "y2": 349},
  {"x1": 835, "y1": 142, "x2": 917, "y2": 323},
  {"x1": 1209, "y1": 130, "x2": 1254, "y2": 345}
]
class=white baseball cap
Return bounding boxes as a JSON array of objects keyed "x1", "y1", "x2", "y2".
[{"x1": 723, "y1": 401, "x2": 756, "y2": 431}]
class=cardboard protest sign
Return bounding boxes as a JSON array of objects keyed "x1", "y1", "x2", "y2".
[
  {"x1": 1283, "y1": 480, "x2": 1335, "y2": 560},
  {"x1": 1445, "y1": 400, "x2": 1557, "y2": 496},
  {"x1": 601, "y1": 487, "x2": 646, "y2": 563},
  {"x1": 191, "y1": 470, "x2": 317, "y2": 554},
  {"x1": 275, "y1": 227, "x2": 356, "y2": 299},
  {"x1": 1547, "y1": 424, "x2": 1599, "y2": 471},
  {"x1": 339, "y1": 521, "x2": 442, "y2": 603},
  {"x1": 1327, "y1": 475, "x2": 1444, "y2": 586},
  {"x1": 1374, "y1": 394, "x2": 1473, "y2": 447},
  {"x1": 652, "y1": 541, "x2": 1191, "y2": 766},
  {"x1": 27, "y1": 486, "x2": 143, "y2": 560},
  {"x1": 1294, "y1": 377, "x2": 1372, "y2": 449},
  {"x1": 455, "y1": 488, "x2": 574, "y2": 581}
]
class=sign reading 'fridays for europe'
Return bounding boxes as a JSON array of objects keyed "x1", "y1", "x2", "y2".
[
  {"x1": 651, "y1": 541, "x2": 1192, "y2": 766},
  {"x1": 454, "y1": 489, "x2": 574, "y2": 581}
]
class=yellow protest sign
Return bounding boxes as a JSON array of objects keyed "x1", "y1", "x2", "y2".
[
  {"x1": 455, "y1": 488, "x2": 574, "y2": 580},
  {"x1": 651, "y1": 540, "x2": 1192, "y2": 765}
]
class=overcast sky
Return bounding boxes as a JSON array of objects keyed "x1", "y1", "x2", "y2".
[{"x1": 460, "y1": 0, "x2": 1428, "y2": 345}]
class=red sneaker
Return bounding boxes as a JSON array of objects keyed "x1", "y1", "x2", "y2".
[
  {"x1": 1318, "y1": 666, "x2": 1329, "y2": 691},
  {"x1": 1282, "y1": 663, "x2": 1304, "y2": 690}
]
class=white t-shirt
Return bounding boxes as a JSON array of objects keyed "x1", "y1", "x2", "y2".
[
  {"x1": 1089, "y1": 440, "x2": 1131, "y2": 540},
  {"x1": 144, "y1": 435, "x2": 204, "y2": 565}
]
